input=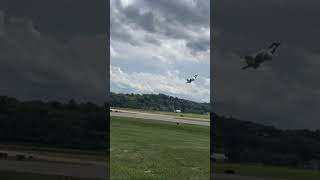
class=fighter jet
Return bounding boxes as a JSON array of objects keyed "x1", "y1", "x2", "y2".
[
  {"x1": 240, "y1": 42, "x2": 280, "y2": 70},
  {"x1": 186, "y1": 74, "x2": 198, "y2": 84}
]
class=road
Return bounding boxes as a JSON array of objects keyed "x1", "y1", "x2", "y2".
[
  {"x1": 0, "y1": 150, "x2": 108, "y2": 179},
  {"x1": 0, "y1": 150, "x2": 107, "y2": 166},
  {"x1": 0, "y1": 160, "x2": 108, "y2": 179},
  {"x1": 212, "y1": 173, "x2": 288, "y2": 180},
  {"x1": 110, "y1": 109, "x2": 210, "y2": 126}
]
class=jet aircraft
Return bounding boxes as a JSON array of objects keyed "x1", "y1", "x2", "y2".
[
  {"x1": 186, "y1": 74, "x2": 198, "y2": 84},
  {"x1": 241, "y1": 42, "x2": 280, "y2": 70}
]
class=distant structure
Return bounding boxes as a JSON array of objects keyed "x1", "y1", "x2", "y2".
[
  {"x1": 301, "y1": 160, "x2": 320, "y2": 171},
  {"x1": 174, "y1": 110, "x2": 181, "y2": 113},
  {"x1": 210, "y1": 153, "x2": 228, "y2": 162}
]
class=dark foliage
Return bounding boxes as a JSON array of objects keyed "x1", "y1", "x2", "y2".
[
  {"x1": 0, "y1": 96, "x2": 109, "y2": 150},
  {"x1": 212, "y1": 113, "x2": 320, "y2": 167}
]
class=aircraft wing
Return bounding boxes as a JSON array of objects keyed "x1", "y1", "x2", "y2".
[{"x1": 241, "y1": 65, "x2": 251, "y2": 70}]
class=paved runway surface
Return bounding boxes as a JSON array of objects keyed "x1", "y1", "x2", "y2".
[
  {"x1": 0, "y1": 150, "x2": 107, "y2": 166},
  {"x1": 212, "y1": 173, "x2": 287, "y2": 180},
  {"x1": 0, "y1": 150, "x2": 108, "y2": 178},
  {"x1": 0, "y1": 160, "x2": 108, "y2": 179},
  {"x1": 111, "y1": 109, "x2": 210, "y2": 126}
]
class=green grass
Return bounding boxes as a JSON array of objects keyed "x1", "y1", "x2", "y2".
[
  {"x1": 110, "y1": 116, "x2": 210, "y2": 180},
  {"x1": 114, "y1": 107, "x2": 209, "y2": 120},
  {"x1": 214, "y1": 162, "x2": 320, "y2": 180},
  {"x1": 0, "y1": 170, "x2": 99, "y2": 180}
]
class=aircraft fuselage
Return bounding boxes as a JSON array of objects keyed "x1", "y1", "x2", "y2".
[{"x1": 241, "y1": 42, "x2": 280, "y2": 70}]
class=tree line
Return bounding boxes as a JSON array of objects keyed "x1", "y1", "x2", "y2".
[
  {"x1": 0, "y1": 96, "x2": 108, "y2": 150},
  {"x1": 212, "y1": 113, "x2": 320, "y2": 167},
  {"x1": 110, "y1": 92, "x2": 210, "y2": 114}
]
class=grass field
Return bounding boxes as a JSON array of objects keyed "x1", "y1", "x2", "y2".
[
  {"x1": 0, "y1": 171, "x2": 99, "y2": 180},
  {"x1": 214, "y1": 162, "x2": 320, "y2": 180},
  {"x1": 110, "y1": 116, "x2": 210, "y2": 180},
  {"x1": 114, "y1": 107, "x2": 209, "y2": 120}
]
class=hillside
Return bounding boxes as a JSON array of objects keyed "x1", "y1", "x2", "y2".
[
  {"x1": 110, "y1": 92, "x2": 210, "y2": 114},
  {"x1": 212, "y1": 113, "x2": 320, "y2": 167}
]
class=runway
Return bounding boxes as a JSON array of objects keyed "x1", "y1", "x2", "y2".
[
  {"x1": 0, "y1": 150, "x2": 108, "y2": 179},
  {"x1": 110, "y1": 109, "x2": 210, "y2": 126},
  {"x1": 0, "y1": 159, "x2": 108, "y2": 179},
  {"x1": 213, "y1": 173, "x2": 288, "y2": 180},
  {"x1": 0, "y1": 150, "x2": 107, "y2": 166}
]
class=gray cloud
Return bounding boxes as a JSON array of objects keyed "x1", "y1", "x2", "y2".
[
  {"x1": 213, "y1": 0, "x2": 320, "y2": 129},
  {"x1": 122, "y1": 5, "x2": 156, "y2": 33},
  {"x1": 187, "y1": 38, "x2": 210, "y2": 52},
  {"x1": 143, "y1": 0, "x2": 209, "y2": 27},
  {"x1": 111, "y1": 0, "x2": 210, "y2": 53},
  {"x1": 0, "y1": 0, "x2": 108, "y2": 40},
  {"x1": 0, "y1": 11, "x2": 108, "y2": 104},
  {"x1": 144, "y1": 35, "x2": 161, "y2": 46}
]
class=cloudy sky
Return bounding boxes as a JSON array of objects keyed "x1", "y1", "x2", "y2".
[
  {"x1": 212, "y1": 0, "x2": 320, "y2": 129},
  {"x1": 110, "y1": 0, "x2": 210, "y2": 103},
  {"x1": 4, "y1": 0, "x2": 319, "y2": 129},
  {"x1": 0, "y1": 0, "x2": 108, "y2": 104}
]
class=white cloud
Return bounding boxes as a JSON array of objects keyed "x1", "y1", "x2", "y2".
[
  {"x1": 111, "y1": 66, "x2": 209, "y2": 102},
  {"x1": 119, "y1": 0, "x2": 136, "y2": 7},
  {"x1": 110, "y1": 45, "x2": 117, "y2": 58}
]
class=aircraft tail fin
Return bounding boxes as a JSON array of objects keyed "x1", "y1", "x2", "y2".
[
  {"x1": 270, "y1": 42, "x2": 281, "y2": 54},
  {"x1": 269, "y1": 42, "x2": 281, "y2": 49}
]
